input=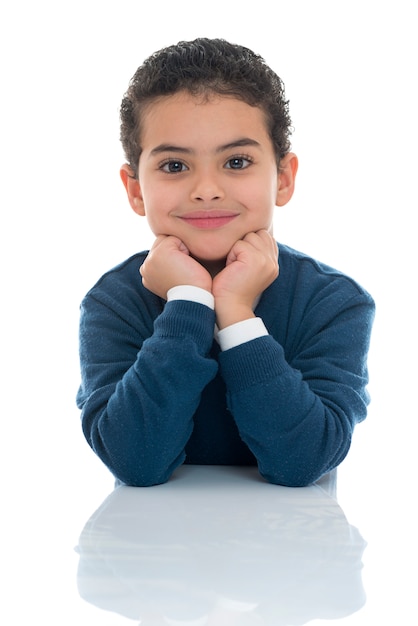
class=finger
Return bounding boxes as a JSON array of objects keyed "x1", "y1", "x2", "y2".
[
  {"x1": 258, "y1": 230, "x2": 278, "y2": 258},
  {"x1": 242, "y1": 230, "x2": 270, "y2": 246},
  {"x1": 163, "y1": 235, "x2": 190, "y2": 254},
  {"x1": 151, "y1": 235, "x2": 190, "y2": 255},
  {"x1": 149, "y1": 234, "x2": 169, "y2": 250},
  {"x1": 242, "y1": 230, "x2": 277, "y2": 256}
]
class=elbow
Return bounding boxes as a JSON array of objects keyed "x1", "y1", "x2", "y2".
[
  {"x1": 83, "y1": 409, "x2": 185, "y2": 488},
  {"x1": 99, "y1": 447, "x2": 184, "y2": 489},
  {"x1": 260, "y1": 468, "x2": 319, "y2": 488},
  {"x1": 260, "y1": 409, "x2": 354, "y2": 487},
  {"x1": 108, "y1": 457, "x2": 182, "y2": 488},
  {"x1": 259, "y1": 448, "x2": 350, "y2": 488},
  {"x1": 118, "y1": 473, "x2": 170, "y2": 488}
]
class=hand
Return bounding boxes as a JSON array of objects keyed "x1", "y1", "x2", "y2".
[
  {"x1": 140, "y1": 235, "x2": 212, "y2": 299},
  {"x1": 212, "y1": 230, "x2": 279, "y2": 329}
]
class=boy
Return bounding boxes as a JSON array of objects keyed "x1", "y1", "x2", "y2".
[{"x1": 76, "y1": 38, "x2": 375, "y2": 487}]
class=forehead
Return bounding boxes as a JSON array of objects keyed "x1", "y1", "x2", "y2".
[{"x1": 140, "y1": 91, "x2": 271, "y2": 148}]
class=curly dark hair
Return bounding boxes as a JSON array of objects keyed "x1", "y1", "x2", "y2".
[{"x1": 120, "y1": 38, "x2": 293, "y2": 178}]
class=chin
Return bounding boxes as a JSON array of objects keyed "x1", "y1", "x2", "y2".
[{"x1": 189, "y1": 234, "x2": 237, "y2": 255}]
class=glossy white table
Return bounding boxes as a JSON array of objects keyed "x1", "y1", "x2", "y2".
[
  {"x1": 3, "y1": 439, "x2": 415, "y2": 626},
  {"x1": 75, "y1": 466, "x2": 365, "y2": 625}
]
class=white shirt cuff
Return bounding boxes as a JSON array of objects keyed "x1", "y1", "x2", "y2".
[
  {"x1": 167, "y1": 285, "x2": 214, "y2": 309},
  {"x1": 216, "y1": 317, "x2": 268, "y2": 351}
]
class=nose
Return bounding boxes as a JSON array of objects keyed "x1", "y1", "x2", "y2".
[{"x1": 190, "y1": 167, "x2": 225, "y2": 202}]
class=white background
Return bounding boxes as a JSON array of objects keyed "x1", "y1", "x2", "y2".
[{"x1": 1, "y1": 1, "x2": 417, "y2": 623}]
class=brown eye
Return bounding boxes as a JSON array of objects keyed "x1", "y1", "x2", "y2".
[
  {"x1": 160, "y1": 160, "x2": 188, "y2": 173},
  {"x1": 225, "y1": 156, "x2": 252, "y2": 170}
]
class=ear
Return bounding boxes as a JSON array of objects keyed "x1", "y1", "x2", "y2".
[
  {"x1": 276, "y1": 153, "x2": 298, "y2": 207},
  {"x1": 120, "y1": 164, "x2": 145, "y2": 216}
]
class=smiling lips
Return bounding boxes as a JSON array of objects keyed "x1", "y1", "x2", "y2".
[{"x1": 178, "y1": 210, "x2": 239, "y2": 229}]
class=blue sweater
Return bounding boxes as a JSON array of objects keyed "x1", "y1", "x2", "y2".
[{"x1": 76, "y1": 243, "x2": 375, "y2": 487}]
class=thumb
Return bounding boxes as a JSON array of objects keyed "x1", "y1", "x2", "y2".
[{"x1": 177, "y1": 239, "x2": 190, "y2": 255}]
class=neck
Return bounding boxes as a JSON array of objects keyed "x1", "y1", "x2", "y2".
[{"x1": 195, "y1": 257, "x2": 226, "y2": 279}]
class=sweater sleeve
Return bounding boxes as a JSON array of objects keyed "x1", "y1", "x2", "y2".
[
  {"x1": 218, "y1": 289, "x2": 375, "y2": 487},
  {"x1": 77, "y1": 294, "x2": 218, "y2": 487}
]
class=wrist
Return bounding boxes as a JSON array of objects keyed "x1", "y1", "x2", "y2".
[{"x1": 215, "y1": 301, "x2": 255, "y2": 330}]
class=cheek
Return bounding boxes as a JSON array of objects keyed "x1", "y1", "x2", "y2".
[
  {"x1": 243, "y1": 173, "x2": 277, "y2": 203},
  {"x1": 245, "y1": 184, "x2": 276, "y2": 218},
  {"x1": 253, "y1": 193, "x2": 276, "y2": 231},
  {"x1": 141, "y1": 189, "x2": 172, "y2": 229}
]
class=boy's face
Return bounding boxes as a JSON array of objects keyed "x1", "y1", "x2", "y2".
[{"x1": 122, "y1": 91, "x2": 296, "y2": 265}]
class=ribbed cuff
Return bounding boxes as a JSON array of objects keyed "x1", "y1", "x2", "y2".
[{"x1": 154, "y1": 299, "x2": 216, "y2": 352}]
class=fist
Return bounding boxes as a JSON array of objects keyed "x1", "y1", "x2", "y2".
[
  {"x1": 140, "y1": 235, "x2": 212, "y2": 299},
  {"x1": 212, "y1": 230, "x2": 279, "y2": 328}
]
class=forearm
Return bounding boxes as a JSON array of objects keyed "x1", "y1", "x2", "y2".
[
  {"x1": 79, "y1": 299, "x2": 218, "y2": 486},
  {"x1": 219, "y1": 336, "x2": 366, "y2": 486}
]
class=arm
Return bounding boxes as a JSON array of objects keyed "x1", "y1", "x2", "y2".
[
  {"x1": 218, "y1": 291, "x2": 375, "y2": 486},
  {"x1": 77, "y1": 285, "x2": 217, "y2": 487}
]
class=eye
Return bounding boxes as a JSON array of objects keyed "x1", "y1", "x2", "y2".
[
  {"x1": 159, "y1": 159, "x2": 188, "y2": 173},
  {"x1": 224, "y1": 156, "x2": 253, "y2": 170}
]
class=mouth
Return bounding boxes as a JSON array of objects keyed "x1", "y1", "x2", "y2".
[{"x1": 178, "y1": 210, "x2": 239, "y2": 230}]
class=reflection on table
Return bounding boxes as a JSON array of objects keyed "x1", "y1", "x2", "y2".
[{"x1": 76, "y1": 466, "x2": 366, "y2": 625}]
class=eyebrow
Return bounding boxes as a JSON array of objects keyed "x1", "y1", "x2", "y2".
[{"x1": 149, "y1": 138, "x2": 261, "y2": 156}]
